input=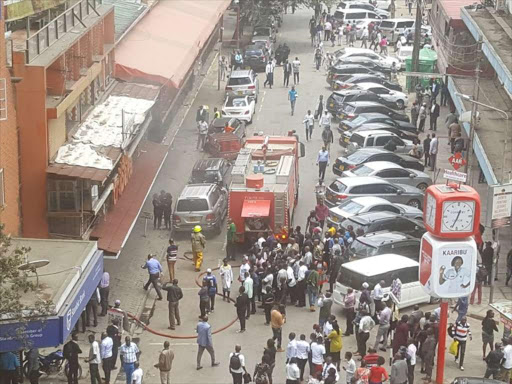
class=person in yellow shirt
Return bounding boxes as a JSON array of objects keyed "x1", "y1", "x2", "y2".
[
  {"x1": 327, "y1": 320, "x2": 343, "y2": 371},
  {"x1": 327, "y1": 224, "x2": 336, "y2": 237},
  {"x1": 271, "y1": 305, "x2": 286, "y2": 352}
]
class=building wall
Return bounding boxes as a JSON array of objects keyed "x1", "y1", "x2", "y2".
[
  {"x1": 0, "y1": 21, "x2": 21, "y2": 236},
  {"x1": 48, "y1": 114, "x2": 66, "y2": 159}
]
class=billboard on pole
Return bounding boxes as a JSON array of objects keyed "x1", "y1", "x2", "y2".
[{"x1": 486, "y1": 184, "x2": 512, "y2": 228}]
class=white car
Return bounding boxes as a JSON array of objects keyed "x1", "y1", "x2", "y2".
[
  {"x1": 336, "y1": 47, "x2": 401, "y2": 70},
  {"x1": 397, "y1": 46, "x2": 413, "y2": 64},
  {"x1": 338, "y1": 1, "x2": 390, "y2": 18},
  {"x1": 222, "y1": 96, "x2": 256, "y2": 123},
  {"x1": 339, "y1": 0, "x2": 392, "y2": 11},
  {"x1": 355, "y1": 82, "x2": 409, "y2": 108}
]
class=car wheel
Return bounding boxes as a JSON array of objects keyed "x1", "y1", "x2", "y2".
[
  {"x1": 396, "y1": 99, "x2": 405, "y2": 109},
  {"x1": 407, "y1": 199, "x2": 421, "y2": 209},
  {"x1": 416, "y1": 183, "x2": 428, "y2": 191}
]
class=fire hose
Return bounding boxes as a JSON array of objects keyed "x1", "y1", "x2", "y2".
[{"x1": 126, "y1": 254, "x2": 241, "y2": 339}]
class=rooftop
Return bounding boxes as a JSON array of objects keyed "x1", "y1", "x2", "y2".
[
  {"x1": 103, "y1": 0, "x2": 147, "y2": 42},
  {"x1": 437, "y1": 0, "x2": 479, "y2": 20}
]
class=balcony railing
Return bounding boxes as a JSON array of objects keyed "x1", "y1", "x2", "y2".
[{"x1": 25, "y1": 0, "x2": 102, "y2": 64}]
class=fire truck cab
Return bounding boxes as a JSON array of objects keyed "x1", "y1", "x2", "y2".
[{"x1": 228, "y1": 135, "x2": 305, "y2": 244}]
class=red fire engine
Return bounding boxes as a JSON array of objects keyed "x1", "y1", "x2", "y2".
[{"x1": 228, "y1": 135, "x2": 305, "y2": 244}]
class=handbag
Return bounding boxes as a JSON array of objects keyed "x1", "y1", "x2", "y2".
[
  {"x1": 243, "y1": 372, "x2": 252, "y2": 383},
  {"x1": 448, "y1": 340, "x2": 459, "y2": 355}
]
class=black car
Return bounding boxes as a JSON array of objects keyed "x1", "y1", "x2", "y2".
[
  {"x1": 243, "y1": 45, "x2": 269, "y2": 72},
  {"x1": 332, "y1": 148, "x2": 424, "y2": 175},
  {"x1": 347, "y1": 231, "x2": 421, "y2": 261},
  {"x1": 338, "y1": 101, "x2": 410, "y2": 122},
  {"x1": 327, "y1": 65, "x2": 385, "y2": 84},
  {"x1": 188, "y1": 158, "x2": 231, "y2": 187},
  {"x1": 340, "y1": 123, "x2": 418, "y2": 146},
  {"x1": 333, "y1": 73, "x2": 401, "y2": 91},
  {"x1": 335, "y1": 57, "x2": 390, "y2": 74},
  {"x1": 339, "y1": 211, "x2": 426, "y2": 238},
  {"x1": 326, "y1": 91, "x2": 401, "y2": 115},
  {"x1": 338, "y1": 113, "x2": 416, "y2": 133}
]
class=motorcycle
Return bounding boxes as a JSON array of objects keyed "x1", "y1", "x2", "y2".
[{"x1": 23, "y1": 349, "x2": 82, "y2": 379}]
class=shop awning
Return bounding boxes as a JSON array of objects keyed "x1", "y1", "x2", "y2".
[
  {"x1": 241, "y1": 200, "x2": 272, "y2": 218},
  {"x1": 114, "y1": 0, "x2": 230, "y2": 88}
]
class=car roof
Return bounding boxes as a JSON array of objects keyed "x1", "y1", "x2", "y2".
[
  {"x1": 348, "y1": 196, "x2": 392, "y2": 205},
  {"x1": 353, "y1": 123, "x2": 397, "y2": 130},
  {"x1": 341, "y1": 254, "x2": 419, "y2": 275},
  {"x1": 347, "y1": 211, "x2": 400, "y2": 225},
  {"x1": 192, "y1": 158, "x2": 226, "y2": 172},
  {"x1": 357, "y1": 230, "x2": 416, "y2": 245},
  {"x1": 336, "y1": 176, "x2": 390, "y2": 186},
  {"x1": 230, "y1": 70, "x2": 252, "y2": 78},
  {"x1": 226, "y1": 95, "x2": 249, "y2": 101},
  {"x1": 245, "y1": 45, "x2": 264, "y2": 51},
  {"x1": 346, "y1": 101, "x2": 390, "y2": 107},
  {"x1": 178, "y1": 184, "x2": 216, "y2": 199},
  {"x1": 357, "y1": 82, "x2": 389, "y2": 90},
  {"x1": 347, "y1": 147, "x2": 389, "y2": 155},
  {"x1": 359, "y1": 161, "x2": 403, "y2": 171},
  {"x1": 332, "y1": 89, "x2": 370, "y2": 97},
  {"x1": 333, "y1": 64, "x2": 372, "y2": 69},
  {"x1": 352, "y1": 129, "x2": 398, "y2": 137},
  {"x1": 355, "y1": 113, "x2": 392, "y2": 119},
  {"x1": 381, "y1": 18, "x2": 415, "y2": 22}
]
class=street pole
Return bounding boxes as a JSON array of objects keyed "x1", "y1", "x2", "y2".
[
  {"x1": 463, "y1": 38, "x2": 482, "y2": 184},
  {"x1": 236, "y1": 5, "x2": 241, "y2": 50},
  {"x1": 390, "y1": 0, "x2": 396, "y2": 18},
  {"x1": 410, "y1": 0, "x2": 422, "y2": 90},
  {"x1": 435, "y1": 300, "x2": 449, "y2": 384}
]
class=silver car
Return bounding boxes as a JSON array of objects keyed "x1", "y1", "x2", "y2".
[
  {"x1": 173, "y1": 183, "x2": 228, "y2": 233},
  {"x1": 346, "y1": 130, "x2": 415, "y2": 155},
  {"x1": 225, "y1": 70, "x2": 260, "y2": 102},
  {"x1": 341, "y1": 161, "x2": 432, "y2": 191},
  {"x1": 326, "y1": 196, "x2": 423, "y2": 228},
  {"x1": 324, "y1": 176, "x2": 424, "y2": 209}
]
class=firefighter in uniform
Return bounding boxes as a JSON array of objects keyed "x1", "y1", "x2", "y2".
[{"x1": 191, "y1": 225, "x2": 206, "y2": 271}]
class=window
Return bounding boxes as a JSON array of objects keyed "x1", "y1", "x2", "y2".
[
  {"x1": 0, "y1": 79, "x2": 7, "y2": 121},
  {"x1": 329, "y1": 181, "x2": 347, "y2": 193},
  {"x1": 47, "y1": 179, "x2": 78, "y2": 211},
  {"x1": 176, "y1": 199, "x2": 209, "y2": 212},
  {"x1": 375, "y1": 136, "x2": 392, "y2": 146},
  {"x1": 350, "y1": 12, "x2": 366, "y2": 19},
  {"x1": 208, "y1": 189, "x2": 221, "y2": 206},
  {"x1": 366, "y1": 137, "x2": 374, "y2": 146},
  {"x1": 382, "y1": 185, "x2": 399, "y2": 194},
  {"x1": 0, "y1": 169, "x2": 5, "y2": 206},
  {"x1": 350, "y1": 134, "x2": 365, "y2": 147},
  {"x1": 378, "y1": 169, "x2": 411, "y2": 178},
  {"x1": 370, "y1": 204, "x2": 400, "y2": 213}
]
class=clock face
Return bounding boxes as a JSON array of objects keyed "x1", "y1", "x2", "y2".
[
  {"x1": 441, "y1": 201, "x2": 475, "y2": 233},
  {"x1": 425, "y1": 193, "x2": 437, "y2": 229}
]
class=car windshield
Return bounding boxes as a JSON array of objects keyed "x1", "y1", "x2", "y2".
[
  {"x1": 350, "y1": 134, "x2": 365, "y2": 146},
  {"x1": 340, "y1": 218, "x2": 366, "y2": 234},
  {"x1": 350, "y1": 238, "x2": 379, "y2": 258},
  {"x1": 191, "y1": 170, "x2": 219, "y2": 183},
  {"x1": 332, "y1": 94, "x2": 346, "y2": 103},
  {"x1": 338, "y1": 200, "x2": 364, "y2": 214},
  {"x1": 344, "y1": 105, "x2": 356, "y2": 114},
  {"x1": 350, "y1": 116, "x2": 367, "y2": 126},
  {"x1": 329, "y1": 181, "x2": 347, "y2": 193},
  {"x1": 347, "y1": 151, "x2": 371, "y2": 162},
  {"x1": 227, "y1": 98, "x2": 247, "y2": 107},
  {"x1": 228, "y1": 77, "x2": 251, "y2": 86},
  {"x1": 254, "y1": 28, "x2": 271, "y2": 36},
  {"x1": 337, "y1": 265, "x2": 368, "y2": 287},
  {"x1": 176, "y1": 199, "x2": 209, "y2": 212},
  {"x1": 380, "y1": 20, "x2": 395, "y2": 28},
  {"x1": 351, "y1": 165, "x2": 374, "y2": 176}
]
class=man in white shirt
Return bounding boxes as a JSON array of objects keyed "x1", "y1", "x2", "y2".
[
  {"x1": 324, "y1": 21, "x2": 332, "y2": 40},
  {"x1": 429, "y1": 133, "x2": 439, "y2": 171},
  {"x1": 197, "y1": 119, "x2": 209, "y2": 151},
  {"x1": 86, "y1": 334, "x2": 102, "y2": 384},
  {"x1": 296, "y1": 334, "x2": 310, "y2": 381},
  {"x1": 316, "y1": 146, "x2": 329, "y2": 181},
  {"x1": 407, "y1": 338, "x2": 417, "y2": 384},
  {"x1": 286, "y1": 358, "x2": 301, "y2": 383},
  {"x1": 100, "y1": 332, "x2": 114, "y2": 384},
  {"x1": 304, "y1": 110, "x2": 315, "y2": 141},
  {"x1": 358, "y1": 312, "x2": 375, "y2": 356},
  {"x1": 311, "y1": 337, "x2": 326, "y2": 373},
  {"x1": 264, "y1": 61, "x2": 274, "y2": 89},
  {"x1": 131, "y1": 362, "x2": 143, "y2": 384},
  {"x1": 286, "y1": 263, "x2": 297, "y2": 304},
  {"x1": 361, "y1": 27, "x2": 369, "y2": 48},
  {"x1": 229, "y1": 345, "x2": 247, "y2": 384},
  {"x1": 292, "y1": 57, "x2": 301, "y2": 85},
  {"x1": 286, "y1": 332, "x2": 298, "y2": 363},
  {"x1": 243, "y1": 272, "x2": 254, "y2": 319},
  {"x1": 501, "y1": 337, "x2": 512, "y2": 383},
  {"x1": 322, "y1": 356, "x2": 340, "y2": 381},
  {"x1": 239, "y1": 259, "x2": 250, "y2": 283},
  {"x1": 296, "y1": 261, "x2": 308, "y2": 307},
  {"x1": 374, "y1": 301, "x2": 392, "y2": 351},
  {"x1": 277, "y1": 264, "x2": 288, "y2": 290},
  {"x1": 372, "y1": 280, "x2": 385, "y2": 313},
  {"x1": 319, "y1": 110, "x2": 332, "y2": 129}
]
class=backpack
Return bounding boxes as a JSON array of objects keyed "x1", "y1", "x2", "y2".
[
  {"x1": 230, "y1": 353, "x2": 241, "y2": 370},
  {"x1": 254, "y1": 364, "x2": 269, "y2": 384}
]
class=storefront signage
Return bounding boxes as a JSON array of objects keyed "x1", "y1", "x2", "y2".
[
  {"x1": 443, "y1": 169, "x2": 467, "y2": 183},
  {"x1": 486, "y1": 184, "x2": 512, "y2": 228}
]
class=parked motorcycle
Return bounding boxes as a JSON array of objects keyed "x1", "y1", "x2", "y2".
[{"x1": 23, "y1": 349, "x2": 82, "y2": 379}]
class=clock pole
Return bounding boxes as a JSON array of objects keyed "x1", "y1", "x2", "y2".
[{"x1": 435, "y1": 300, "x2": 449, "y2": 384}]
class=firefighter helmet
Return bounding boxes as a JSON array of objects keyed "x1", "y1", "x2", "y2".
[{"x1": 193, "y1": 225, "x2": 202, "y2": 233}]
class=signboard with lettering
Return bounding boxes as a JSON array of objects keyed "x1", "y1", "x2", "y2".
[
  {"x1": 0, "y1": 318, "x2": 61, "y2": 352},
  {"x1": 448, "y1": 152, "x2": 466, "y2": 170},
  {"x1": 443, "y1": 169, "x2": 467, "y2": 183},
  {"x1": 419, "y1": 232, "x2": 477, "y2": 298},
  {"x1": 486, "y1": 184, "x2": 512, "y2": 228}
]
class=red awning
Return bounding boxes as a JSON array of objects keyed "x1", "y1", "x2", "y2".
[
  {"x1": 241, "y1": 200, "x2": 271, "y2": 218},
  {"x1": 114, "y1": 0, "x2": 230, "y2": 88}
]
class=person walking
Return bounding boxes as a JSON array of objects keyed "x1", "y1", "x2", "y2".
[
  {"x1": 142, "y1": 253, "x2": 163, "y2": 300},
  {"x1": 191, "y1": 225, "x2": 206, "y2": 271},
  {"x1": 131, "y1": 362, "x2": 143, "y2": 384},
  {"x1": 296, "y1": 334, "x2": 310, "y2": 381},
  {"x1": 316, "y1": 146, "x2": 329, "y2": 181},
  {"x1": 288, "y1": 86, "x2": 298, "y2": 116},
  {"x1": 429, "y1": 133, "x2": 438, "y2": 171},
  {"x1": 429, "y1": 100, "x2": 440, "y2": 131},
  {"x1": 235, "y1": 286, "x2": 249, "y2": 332},
  {"x1": 321, "y1": 126, "x2": 334, "y2": 151},
  {"x1": 484, "y1": 342, "x2": 504, "y2": 379},
  {"x1": 197, "y1": 119, "x2": 209, "y2": 151},
  {"x1": 453, "y1": 317, "x2": 472, "y2": 371},
  {"x1": 154, "y1": 341, "x2": 174, "y2": 384},
  {"x1": 418, "y1": 103, "x2": 427, "y2": 132},
  {"x1": 100, "y1": 332, "x2": 113, "y2": 384},
  {"x1": 286, "y1": 357, "x2": 301, "y2": 384},
  {"x1": 226, "y1": 219, "x2": 237, "y2": 260},
  {"x1": 152, "y1": 193, "x2": 163, "y2": 229},
  {"x1": 120, "y1": 336, "x2": 140, "y2": 384},
  {"x1": 315, "y1": 95, "x2": 324, "y2": 120},
  {"x1": 229, "y1": 345, "x2": 247, "y2": 384},
  {"x1": 99, "y1": 271, "x2": 110, "y2": 317},
  {"x1": 220, "y1": 258, "x2": 234, "y2": 301},
  {"x1": 162, "y1": 192, "x2": 173, "y2": 230},
  {"x1": 203, "y1": 269, "x2": 218, "y2": 313},
  {"x1": 470, "y1": 264, "x2": 486, "y2": 305},
  {"x1": 306, "y1": 264, "x2": 320, "y2": 312},
  {"x1": 166, "y1": 239, "x2": 178, "y2": 282},
  {"x1": 361, "y1": 27, "x2": 369, "y2": 48},
  {"x1": 86, "y1": 334, "x2": 102, "y2": 384},
  {"x1": 411, "y1": 101, "x2": 419, "y2": 128},
  {"x1": 501, "y1": 337, "x2": 512, "y2": 382},
  {"x1": 481, "y1": 241, "x2": 494, "y2": 285},
  {"x1": 26, "y1": 348, "x2": 40, "y2": 384},
  {"x1": 262, "y1": 286, "x2": 275, "y2": 325},
  {"x1": 304, "y1": 110, "x2": 315, "y2": 141},
  {"x1": 423, "y1": 134, "x2": 431, "y2": 168},
  {"x1": 357, "y1": 310, "x2": 375, "y2": 358},
  {"x1": 63, "y1": 333, "x2": 82, "y2": 384},
  {"x1": 283, "y1": 60, "x2": 292, "y2": 87},
  {"x1": 317, "y1": 292, "x2": 333, "y2": 327},
  {"x1": 373, "y1": 301, "x2": 392, "y2": 352},
  {"x1": 196, "y1": 316, "x2": 220, "y2": 370},
  {"x1": 453, "y1": 296, "x2": 469, "y2": 323},
  {"x1": 271, "y1": 305, "x2": 286, "y2": 352},
  {"x1": 162, "y1": 279, "x2": 183, "y2": 330},
  {"x1": 421, "y1": 329, "x2": 436, "y2": 383},
  {"x1": 198, "y1": 281, "x2": 210, "y2": 318},
  {"x1": 482, "y1": 310, "x2": 499, "y2": 359},
  {"x1": 292, "y1": 57, "x2": 301, "y2": 85},
  {"x1": 243, "y1": 271, "x2": 255, "y2": 317},
  {"x1": 311, "y1": 336, "x2": 326, "y2": 376},
  {"x1": 264, "y1": 61, "x2": 274, "y2": 89},
  {"x1": 390, "y1": 354, "x2": 408, "y2": 384}
]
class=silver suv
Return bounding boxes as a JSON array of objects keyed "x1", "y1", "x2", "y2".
[
  {"x1": 347, "y1": 130, "x2": 414, "y2": 155},
  {"x1": 226, "y1": 70, "x2": 259, "y2": 101},
  {"x1": 173, "y1": 184, "x2": 228, "y2": 233}
]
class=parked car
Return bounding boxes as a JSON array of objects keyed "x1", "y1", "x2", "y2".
[
  {"x1": 397, "y1": 46, "x2": 413, "y2": 64},
  {"x1": 333, "y1": 8, "x2": 382, "y2": 23},
  {"x1": 379, "y1": 18, "x2": 415, "y2": 43},
  {"x1": 251, "y1": 36, "x2": 274, "y2": 56},
  {"x1": 188, "y1": 158, "x2": 231, "y2": 187},
  {"x1": 326, "y1": 196, "x2": 423, "y2": 227},
  {"x1": 338, "y1": 2, "x2": 390, "y2": 18},
  {"x1": 348, "y1": 231, "x2": 420, "y2": 260},
  {"x1": 340, "y1": 123, "x2": 418, "y2": 145},
  {"x1": 338, "y1": 211, "x2": 426, "y2": 238},
  {"x1": 331, "y1": 73, "x2": 388, "y2": 89},
  {"x1": 208, "y1": 117, "x2": 246, "y2": 136},
  {"x1": 333, "y1": 148, "x2": 425, "y2": 175},
  {"x1": 341, "y1": 161, "x2": 432, "y2": 191},
  {"x1": 326, "y1": 90, "x2": 400, "y2": 116},
  {"x1": 333, "y1": 254, "x2": 431, "y2": 310},
  {"x1": 327, "y1": 65, "x2": 385, "y2": 85},
  {"x1": 345, "y1": 130, "x2": 415, "y2": 155},
  {"x1": 355, "y1": 82, "x2": 409, "y2": 109},
  {"x1": 338, "y1": 113, "x2": 414, "y2": 133},
  {"x1": 222, "y1": 95, "x2": 256, "y2": 123},
  {"x1": 253, "y1": 26, "x2": 276, "y2": 42},
  {"x1": 225, "y1": 70, "x2": 259, "y2": 101},
  {"x1": 333, "y1": 74, "x2": 402, "y2": 91},
  {"x1": 243, "y1": 45, "x2": 269, "y2": 72},
  {"x1": 335, "y1": 57, "x2": 391, "y2": 74},
  {"x1": 173, "y1": 183, "x2": 228, "y2": 233},
  {"x1": 324, "y1": 176, "x2": 424, "y2": 208},
  {"x1": 334, "y1": 47, "x2": 401, "y2": 69},
  {"x1": 338, "y1": 101, "x2": 410, "y2": 121}
]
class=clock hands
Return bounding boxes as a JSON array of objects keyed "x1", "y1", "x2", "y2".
[{"x1": 451, "y1": 210, "x2": 462, "y2": 228}]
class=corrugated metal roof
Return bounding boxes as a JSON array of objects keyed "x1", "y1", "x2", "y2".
[{"x1": 103, "y1": 0, "x2": 147, "y2": 41}]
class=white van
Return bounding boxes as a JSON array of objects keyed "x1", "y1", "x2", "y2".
[
  {"x1": 379, "y1": 19, "x2": 415, "y2": 43},
  {"x1": 332, "y1": 254, "x2": 431, "y2": 310},
  {"x1": 397, "y1": 46, "x2": 413, "y2": 64},
  {"x1": 333, "y1": 8, "x2": 382, "y2": 23}
]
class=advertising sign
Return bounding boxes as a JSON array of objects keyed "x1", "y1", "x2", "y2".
[
  {"x1": 419, "y1": 232, "x2": 477, "y2": 298},
  {"x1": 0, "y1": 318, "x2": 61, "y2": 353},
  {"x1": 486, "y1": 184, "x2": 512, "y2": 228}
]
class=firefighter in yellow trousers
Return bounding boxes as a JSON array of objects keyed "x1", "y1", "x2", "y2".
[{"x1": 191, "y1": 225, "x2": 206, "y2": 271}]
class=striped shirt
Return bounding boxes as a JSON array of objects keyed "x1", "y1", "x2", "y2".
[
  {"x1": 120, "y1": 342, "x2": 139, "y2": 363},
  {"x1": 453, "y1": 321, "x2": 471, "y2": 341},
  {"x1": 166, "y1": 245, "x2": 178, "y2": 262}
]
